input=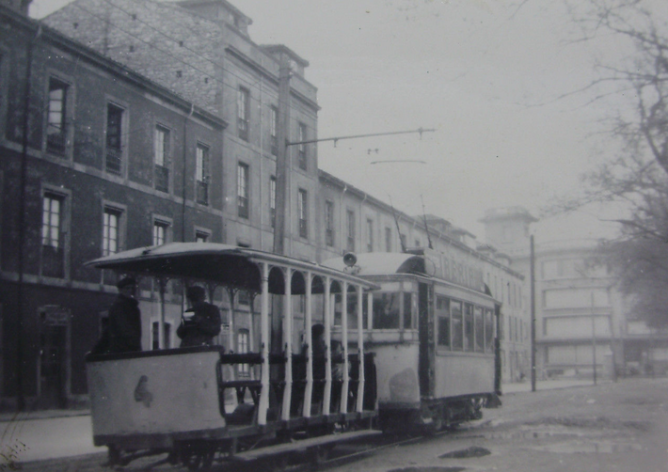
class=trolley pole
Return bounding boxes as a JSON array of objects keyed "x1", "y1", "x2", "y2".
[
  {"x1": 530, "y1": 235, "x2": 537, "y2": 393},
  {"x1": 272, "y1": 54, "x2": 290, "y2": 256}
]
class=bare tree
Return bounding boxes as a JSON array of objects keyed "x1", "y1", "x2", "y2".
[{"x1": 563, "y1": 0, "x2": 668, "y2": 326}]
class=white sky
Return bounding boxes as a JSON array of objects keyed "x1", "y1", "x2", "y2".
[{"x1": 30, "y1": 0, "x2": 646, "y2": 244}]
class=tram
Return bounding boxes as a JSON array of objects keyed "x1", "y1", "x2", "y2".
[
  {"x1": 84, "y1": 243, "x2": 380, "y2": 470},
  {"x1": 322, "y1": 248, "x2": 501, "y2": 432}
]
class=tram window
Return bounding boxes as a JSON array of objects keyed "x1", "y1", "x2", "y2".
[
  {"x1": 345, "y1": 293, "x2": 360, "y2": 328},
  {"x1": 151, "y1": 321, "x2": 172, "y2": 349},
  {"x1": 474, "y1": 306, "x2": 484, "y2": 352},
  {"x1": 237, "y1": 290, "x2": 250, "y2": 306},
  {"x1": 464, "y1": 304, "x2": 474, "y2": 352},
  {"x1": 451, "y1": 300, "x2": 463, "y2": 350},
  {"x1": 372, "y1": 292, "x2": 400, "y2": 329},
  {"x1": 485, "y1": 309, "x2": 494, "y2": 352},
  {"x1": 436, "y1": 296, "x2": 450, "y2": 346},
  {"x1": 403, "y1": 293, "x2": 413, "y2": 329},
  {"x1": 237, "y1": 329, "x2": 250, "y2": 376}
]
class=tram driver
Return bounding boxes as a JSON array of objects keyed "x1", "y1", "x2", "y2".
[
  {"x1": 177, "y1": 286, "x2": 223, "y2": 348},
  {"x1": 92, "y1": 276, "x2": 142, "y2": 354}
]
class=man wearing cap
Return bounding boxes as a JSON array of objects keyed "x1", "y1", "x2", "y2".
[
  {"x1": 106, "y1": 276, "x2": 142, "y2": 353},
  {"x1": 177, "y1": 286, "x2": 222, "y2": 348}
]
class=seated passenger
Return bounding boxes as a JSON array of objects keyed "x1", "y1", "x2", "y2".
[{"x1": 177, "y1": 286, "x2": 222, "y2": 348}]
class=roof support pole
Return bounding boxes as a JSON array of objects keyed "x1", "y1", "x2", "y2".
[
  {"x1": 302, "y1": 272, "x2": 313, "y2": 417},
  {"x1": 158, "y1": 278, "x2": 166, "y2": 349},
  {"x1": 258, "y1": 262, "x2": 270, "y2": 425},
  {"x1": 281, "y1": 268, "x2": 293, "y2": 420},
  {"x1": 356, "y1": 286, "x2": 365, "y2": 413},
  {"x1": 323, "y1": 277, "x2": 332, "y2": 415},
  {"x1": 340, "y1": 281, "x2": 349, "y2": 414}
]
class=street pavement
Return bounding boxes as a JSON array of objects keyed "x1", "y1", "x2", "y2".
[{"x1": 0, "y1": 378, "x2": 605, "y2": 468}]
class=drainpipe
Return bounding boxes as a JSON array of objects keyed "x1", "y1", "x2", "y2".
[{"x1": 181, "y1": 104, "x2": 194, "y2": 242}]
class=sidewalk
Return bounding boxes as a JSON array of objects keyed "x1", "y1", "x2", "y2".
[
  {"x1": 0, "y1": 378, "x2": 601, "y2": 466},
  {"x1": 501, "y1": 378, "x2": 598, "y2": 394},
  {"x1": 0, "y1": 411, "x2": 104, "y2": 464}
]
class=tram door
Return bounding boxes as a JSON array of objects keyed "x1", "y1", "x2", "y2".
[{"x1": 38, "y1": 307, "x2": 69, "y2": 409}]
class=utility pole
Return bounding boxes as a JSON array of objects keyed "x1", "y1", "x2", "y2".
[
  {"x1": 530, "y1": 235, "x2": 537, "y2": 393},
  {"x1": 272, "y1": 54, "x2": 291, "y2": 256},
  {"x1": 16, "y1": 26, "x2": 39, "y2": 412},
  {"x1": 591, "y1": 291, "x2": 597, "y2": 386}
]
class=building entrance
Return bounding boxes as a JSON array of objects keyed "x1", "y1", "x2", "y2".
[{"x1": 38, "y1": 306, "x2": 69, "y2": 409}]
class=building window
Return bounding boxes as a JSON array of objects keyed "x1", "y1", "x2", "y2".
[
  {"x1": 195, "y1": 231, "x2": 209, "y2": 243},
  {"x1": 237, "y1": 329, "x2": 250, "y2": 375},
  {"x1": 42, "y1": 194, "x2": 63, "y2": 249},
  {"x1": 102, "y1": 207, "x2": 122, "y2": 255},
  {"x1": 154, "y1": 125, "x2": 170, "y2": 192},
  {"x1": 269, "y1": 106, "x2": 278, "y2": 156},
  {"x1": 106, "y1": 103, "x2": 124, "y2": 173},
  {"x1": 297, "y1": 122, "x2": 307, "y2": 170},
  {"x1": 196, "y1": 144, "x2": 209, "y2": 205},
  {"x1": 46, "y1": 78, "x2": 68, "y2": 154},
  {"x1": 366, "y1": 219, "x2": 374, "y2": 252},
  {"x1": 237, "y1": 163, "x2": 249, "y2": 219},
  {"x1": 152, "y1": 322, "x2": 172, "y2": 350},
  {"x1": 41, "y1": 192, "x2": 66, "y2": 278},
  {"x1": 237, "y1": 87, "x2": 250, "y2": 141},
  {"x1": 347, "y1": 210, "x2": 355, "y2": 252},
  {"x1": 298, "y1": 189, "x2": 308, "y2": 238},
  {"x1": 325, "y1": 201, "x2": 335, "y2": 247},
  {"x1": 385, "y1": 227, "x2": 392, "y2": 252},
  {"x1": 153, "y1": 220, "x2": 170, "y2": 246},
  {"x1": 415, "y1": 239, "x2": 421, "y2": 247},
  {"x1": 270, "y1": 176, "x2": 276, "y2": 228}
]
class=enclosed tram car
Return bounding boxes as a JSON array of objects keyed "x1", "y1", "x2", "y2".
[
  {"x1": 323, "y1": 248, "x2": 501, "y2": 432},
  {"x1": 83, "y1": 243, "x2": 500, "y2": 470}
]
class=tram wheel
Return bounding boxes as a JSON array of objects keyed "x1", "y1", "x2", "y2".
[
  {"x1": 310, "y1": 444, "x2": 333, "y2": 466},
  {"x1": 182, "y1": 444, "x2": 215, "y2": 472},
  {"x1": 107, "y1": 445, "x2": 121, "y2": 466},
  {"x1": 185, "y1": 450, "x2": 214, "y2": 472}
]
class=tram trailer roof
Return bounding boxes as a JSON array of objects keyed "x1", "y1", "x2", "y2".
[
  {"x1": 322, "y1": 252, "x2": 498, "y2": 303},
  {"x1": 85, "y1": 242, "x2": 379, "y2": 294}
]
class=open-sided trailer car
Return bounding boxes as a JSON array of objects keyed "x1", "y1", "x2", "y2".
[{"x1": 84, "y1": 243, "x2": 380, "y2": 470}]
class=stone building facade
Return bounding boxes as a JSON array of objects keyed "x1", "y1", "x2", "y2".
[
  {"x1": 0, "y1": 2, "x2": 226, "y2": 408},
  {"x1": 44, "y1": 0, "x2": 321, "y2": 259}
]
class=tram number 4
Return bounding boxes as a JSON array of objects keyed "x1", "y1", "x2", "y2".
[{"x1": 134, "y1": 375, "x2": 153, "y2": 407}]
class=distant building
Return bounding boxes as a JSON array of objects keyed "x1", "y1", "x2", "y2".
[{"x1": 481, "y1": 206, "x2": 668, "y2": 380}]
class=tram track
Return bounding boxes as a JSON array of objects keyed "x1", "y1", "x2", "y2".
[{"x1": 220, "y1": 427, "x2": 459, "y2": 472}]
